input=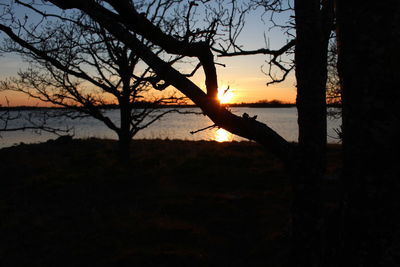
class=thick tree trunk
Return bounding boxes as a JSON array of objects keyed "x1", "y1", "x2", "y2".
[
  {"x1": 336, "y1": 1, "x2": 400, "y2": 265},
  {"x1": 292, "y1": 0, "x2": 332, "y2": 265}
]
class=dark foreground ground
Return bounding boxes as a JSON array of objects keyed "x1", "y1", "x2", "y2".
[{"x1": 0, "y1": 138, "x2": 342, "y2": 266}]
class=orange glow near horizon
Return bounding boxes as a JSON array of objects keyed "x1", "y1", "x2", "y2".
[
  {"x1": 0, "y1": 85, "x2": 296, "y2": 107},
  {"x1": 0, "y1": 64, "x2": 297, "y2": 107}
]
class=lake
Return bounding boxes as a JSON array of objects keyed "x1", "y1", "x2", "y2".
[{"x1": 0, "y1": 107, "x2": 341, "y2": 148}]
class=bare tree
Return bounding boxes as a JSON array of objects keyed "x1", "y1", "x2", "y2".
[{"x1": 0, "y1": 3, "x2": 191, "y2": 158}]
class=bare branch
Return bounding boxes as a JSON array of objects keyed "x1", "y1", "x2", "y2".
[
  {"x1": 190, "y1": 124, "x2": 216, "y2": 135},
  {"x1": 214, "y1": 39, "x2": 295, "y2": 57}
]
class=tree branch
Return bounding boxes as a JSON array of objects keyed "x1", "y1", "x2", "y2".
[{"x1": 214, "y1": 39, "x2": 295, "y2": 57}]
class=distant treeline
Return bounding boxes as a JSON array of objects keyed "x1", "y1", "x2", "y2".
[
  {"x1": 1, "y1": 100, "x2": 341, "y2": 110},
  {"x1": 227, "y1": 100, "x2": 295, "y2": 108}
]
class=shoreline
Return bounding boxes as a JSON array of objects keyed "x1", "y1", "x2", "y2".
[{"x1": 0, "y1": 136, "x2": 342, "y2": 150}]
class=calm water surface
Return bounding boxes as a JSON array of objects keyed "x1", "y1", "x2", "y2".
[{"x1": 0, "y1": 107, "x2": 341, "y2": 148}]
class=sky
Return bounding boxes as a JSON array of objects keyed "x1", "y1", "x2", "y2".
[{"x1": 0, "y1": 1, "x2": 296, "y2": 107}]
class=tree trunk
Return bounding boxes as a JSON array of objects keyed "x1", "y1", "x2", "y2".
[
  {"x1": 117, "y1": 130, "x2": 131, "y2": 161},
  {"x1": 292, "y1": 0, "x2": 332, "y2": 265},
  {"x1": 336, "y1": 1, "x2": 400, "y2": 265},
  {"x1": 118, "y1": 94, "x2": 132, "y2": 161}
]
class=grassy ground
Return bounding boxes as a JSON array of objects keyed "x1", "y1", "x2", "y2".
[{"x1": 0, "y1": 138, "x2": 341, "y2": 266}]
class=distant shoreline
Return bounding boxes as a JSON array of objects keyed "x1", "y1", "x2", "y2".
[{"x1": 0, "y1": 103, "x2": 340, "y2": 111}]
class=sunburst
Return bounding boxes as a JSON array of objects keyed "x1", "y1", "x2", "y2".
[{"x1": 217, "y1": 87, "x2": 234, "y2": 104}]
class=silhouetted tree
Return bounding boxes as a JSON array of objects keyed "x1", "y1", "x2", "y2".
[
  {"x1": 0, "y1": 3, "x2": 189, "y2": 159},
  {"x1": 337, "y1": 1, "x2": 400, "y2": 265},
  {"x1": 291, "y1": 1, "x2": 333, "y2": 265}
]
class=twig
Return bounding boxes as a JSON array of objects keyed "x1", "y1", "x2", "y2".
[{"x1": 190, "y1": 124, "x2": 216, "y2": 135}]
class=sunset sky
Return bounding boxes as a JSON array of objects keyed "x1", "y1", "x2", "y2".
[{"x1": 0, "y1": 3, "x2": 296, "y2": 107}]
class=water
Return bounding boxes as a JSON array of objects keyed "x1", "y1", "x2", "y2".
[{"x1": 0, "y1": 107, "x2": 341, "y2": 148}]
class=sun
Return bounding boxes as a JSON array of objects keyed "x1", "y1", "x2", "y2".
[{"x1": 217, "y1": 87, "x2": 234, "y2": 104}]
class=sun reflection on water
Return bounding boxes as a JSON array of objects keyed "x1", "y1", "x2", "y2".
[{"x1": 214, "y1": 128, "x2": 233, "y2": 142}]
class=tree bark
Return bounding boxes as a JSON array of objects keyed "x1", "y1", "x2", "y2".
[
  {"x1": 336, "y1": 1, "x2": 400, "y2": 265},
  {"x1": 292, "y1": 0, "x2": 333, "y2": 265}
]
